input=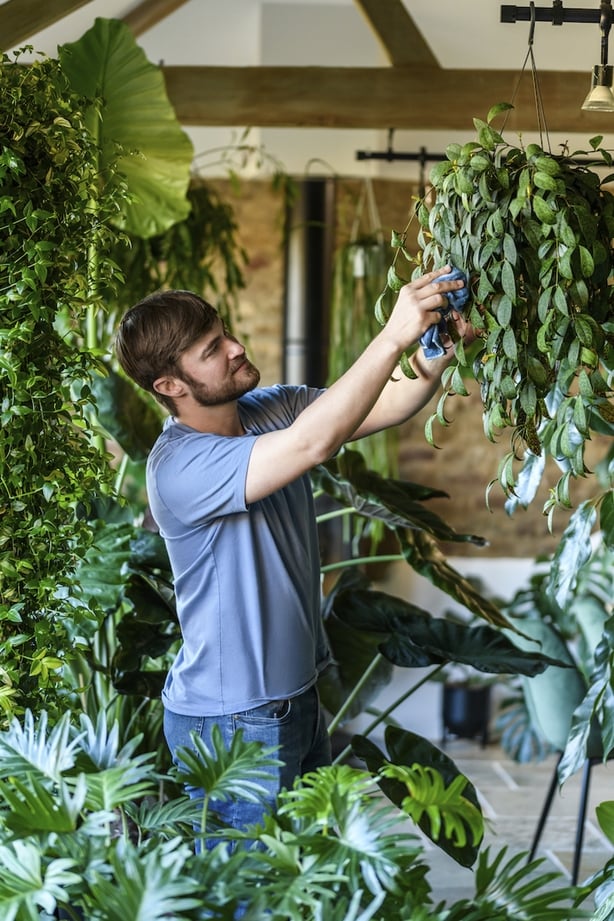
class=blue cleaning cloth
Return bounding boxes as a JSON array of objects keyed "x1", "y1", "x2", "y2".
[{"x1": 419, "y1": 266, "x2": 470, "y2": 359}]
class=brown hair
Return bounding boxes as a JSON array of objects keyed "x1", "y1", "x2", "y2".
[{"x1": 114, "y1": 290, "x2": 218, "y2": 412}]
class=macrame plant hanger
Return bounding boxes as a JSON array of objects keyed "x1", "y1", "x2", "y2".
[
  {"x1": 502, "y1": 1, "x2": 552, "y2": 151},
  {"x1": 349, "y1": 175, "x2": 384, "y2": 253}
]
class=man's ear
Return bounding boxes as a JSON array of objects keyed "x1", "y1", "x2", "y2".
[{"x1": 153, "y1": 376, "x2": 187, "y2": 398}]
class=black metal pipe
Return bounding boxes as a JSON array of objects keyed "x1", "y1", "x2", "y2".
[{"x1": 501, "y1": 4, "x2": 602, "y2": 24}]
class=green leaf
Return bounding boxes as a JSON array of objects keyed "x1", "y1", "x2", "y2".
[
  {"x1": 578, "y1": 244, "x2": 595, "y2": 277},
  {"x1": 386, "y1": 264, "x2": 404, "y2": 291},
  {"x1": 380, "y1": 762, "x2": 483, "y2": 850},
  {"x1": 397, "y1": 531, "x2": 512, "y2": 629},
  {"x1": 487, "y1": 101, "x2": 513, "y2": 123},
  {"x1": 59, "y1": 17, "x2": 193, "y2": 237},
  {"x1": 502, "y1": 327, "x2": 517, "y2": 361},
  {"x1": 352, "y1": 728, "x2": 483, "y2": 867},
  {"x1": 548, "y1": 501, "x2": 598, "y2": 609},
  {"x1": 500, "y1": 261, "x2": 516, "y2": 300},
  {"x1": 496, "y1": 294, "x2": 513, "y2": 327},
  {"x1": 533, "y1": 171, "x2": 559, "y2": 192},
  {"x1": 506, "y1": 618, "x2": 587, "y2": 753},
  {"x1": 313, "y1": 451, "x2": 485, "y2": 545},
  {"x1": 600, "y1": 490, "x2": 614, "y2": 547},
  {"x1": 596, "y1": 801, "x2": 614, "y2": 845},
  {"x1": 532, "y1": 194, "x2": 557, "y2": 225}
]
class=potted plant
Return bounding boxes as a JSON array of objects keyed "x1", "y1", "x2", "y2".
[{"x1": 439, "y1": 664, "x2": 494, "y2": 748}]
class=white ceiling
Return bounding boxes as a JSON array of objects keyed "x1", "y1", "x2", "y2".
[{"x1": 7, "y1": 0, "x2": 612, "y2": 178}]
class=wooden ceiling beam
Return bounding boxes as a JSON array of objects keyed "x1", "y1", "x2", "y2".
[
  {"x1": 162, "y1": 65, "x2": 602, "y2": 134},
  {"x1": 353, "y1": 0, "x2": 439, "y2": 68},
  {"x1": 121, "y1": 0, "x2": 191, "y2": 38},
  {"x1": 0, "y1": 0, "x2": 94, "y2": 51}
]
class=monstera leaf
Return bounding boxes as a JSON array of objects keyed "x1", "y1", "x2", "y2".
[{"x1": 59, "y1": 17, "x2": 193, "y2": 237}]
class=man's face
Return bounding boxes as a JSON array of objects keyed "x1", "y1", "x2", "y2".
[{"x1": 176, "y1": 318, "x2": 260, "y2": 406}]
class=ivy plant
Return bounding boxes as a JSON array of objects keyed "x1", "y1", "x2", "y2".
[
  {"x1": 0, "y1": 50, "x2": 125, "y2": 719},
  {"x1": 378, "y1": 103, "x2": 614, "y2": 537}
]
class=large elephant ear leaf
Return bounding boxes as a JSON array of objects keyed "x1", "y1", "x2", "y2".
[{"x1": 59, "y1": 17, "x2": 193, "y2": 238}]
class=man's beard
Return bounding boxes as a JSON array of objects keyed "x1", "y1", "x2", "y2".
[{"x1": 183, "y1": 360, "x2": 261, "y2": 407}]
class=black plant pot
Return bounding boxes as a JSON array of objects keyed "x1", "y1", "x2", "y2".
[{"x1": 442, "y1": 683, "x2": 491, "y2": 748}]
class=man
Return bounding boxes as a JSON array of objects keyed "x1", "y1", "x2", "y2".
[{"x1": 114, "y1": 265, "x2": 469, "y2": 838}]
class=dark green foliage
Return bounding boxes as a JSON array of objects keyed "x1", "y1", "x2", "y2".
[
  {"x1": 376, "y1": 104, "x2": 614, "y2": 534},
  {"x1": 107, "y1": 180, "x2": 249, "y2": 329},
  {"x1": 0, "y1": 50, "x2": 124, "y2": 718},
  {"x1": 415, "y1": 106, "x2": 614, "y2": 519}
]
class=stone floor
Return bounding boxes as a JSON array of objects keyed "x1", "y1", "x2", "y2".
[{"x1": 414, "y1": 738, "x2": 613, "y2": 907}]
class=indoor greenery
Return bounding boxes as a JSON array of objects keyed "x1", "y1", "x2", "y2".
[
  {"x1": 0, "y1": 18, "x2": 194, "y2": 723},
  {"x1": 377, "y1": 102, "x2": 614, "y2": 539},
  {"x1": 0, "y1": 707, "x2": 595, "y2": 921},
  {"x1": 3, "y1": 29, "x2": 611, "y2": 911},
  {"x1": 0, "y1": 48, "x2": 125, "y2": 719},
  {"x1": 497, "y1": 538, "x2": 613, "y2": 786}
]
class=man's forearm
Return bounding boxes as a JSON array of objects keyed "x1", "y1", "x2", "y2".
[{"x1": 351, "y1": 344, "x2": 455, "y2": 439}]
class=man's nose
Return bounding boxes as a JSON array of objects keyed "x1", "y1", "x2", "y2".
[{"x1": 227, "y1": 336, "x2": 244, "y2": 356}]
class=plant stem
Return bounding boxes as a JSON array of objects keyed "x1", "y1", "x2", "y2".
[
  {"x1": 332, "y1": 663, "x2": 446, "y2": 765},
  {"x1": 327, "y1": 652, "x2": 385, "y2": 736},
  {"x1": 315, "y1": 506, "x2": 355, "y2": 524},
  {"x1": 320, "y1": 554, "x2": 403, "y2": 574},
  {"x1": 114, "y1": 452, "x2": 130, "y2": 495}
]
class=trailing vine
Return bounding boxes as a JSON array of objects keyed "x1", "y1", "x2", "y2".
[{"x1": 377, "y1": 103, "x2": 614, "y2": 531}]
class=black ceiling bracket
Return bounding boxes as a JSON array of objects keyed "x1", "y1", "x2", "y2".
[{"x1": 501, "y1": 4, "x2": 603, "y2": 25}]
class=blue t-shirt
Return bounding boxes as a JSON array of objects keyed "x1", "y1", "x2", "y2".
[{"x1": 147, "y1": 384, "x2": 331, "y2": 716}]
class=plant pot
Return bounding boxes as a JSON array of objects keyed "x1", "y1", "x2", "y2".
[{"x1": 442, "y1": 683, "x2": 491, "y2": 748}]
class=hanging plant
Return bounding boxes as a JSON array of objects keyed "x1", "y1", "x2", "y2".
[
  {"x1": 379, "y1": 103, "x2": 614, "y2": 529},
  {"x1": 328, "y1": 180, "x2": 398, "y2": 479}
]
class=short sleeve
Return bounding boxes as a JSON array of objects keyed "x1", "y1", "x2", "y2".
[{"x1": 148, "y1": 430, "x2": 257, "y2": 531}]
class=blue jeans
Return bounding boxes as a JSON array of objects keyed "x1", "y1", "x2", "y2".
[{"x1": 163, "y1": 684, "x2": 331, "y2": 838}]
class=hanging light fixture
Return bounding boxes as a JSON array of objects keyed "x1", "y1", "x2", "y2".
[
  {"x1": 582, "y1": 0, "x2": 614, "y2": 111},
  {"x1": 501, "y1": 2, "x2": 614, "y2": 112}
]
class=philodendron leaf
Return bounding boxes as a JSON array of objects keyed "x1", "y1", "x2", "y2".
[
  {"x1": 397, "y1": 530, "x2": 511, "y2": 629},
  {"x1": 313, "y1": 450, "x2": 487, "y2": 546},
  {"x1": 329, "y1": 584, "x2": 567, "y2": 676},
  {"x1": 509, "y1": 617, "x2": 588, "y2": 754},
  {"x1": 318, "y1": 615, "x2": 392, "y2": 719},
  {"x1": 59, "y1": 17, "x2": 193, "y2": 237},
  {"x1": 352, "y1": 727, "x2": 482, "y2": 867}
]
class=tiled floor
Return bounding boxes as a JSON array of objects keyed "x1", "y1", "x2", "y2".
[{"x1": 415, "y1": 739, "x2": 613, "y2": 905}]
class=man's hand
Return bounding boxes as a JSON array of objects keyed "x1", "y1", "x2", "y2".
[{"x1": 383, "y1": 265, "x2": 468, "y2": 353}]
